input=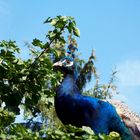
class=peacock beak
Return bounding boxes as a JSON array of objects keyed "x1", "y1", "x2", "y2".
[{"x1": 53, "y1": 61, "x2": 63, "y2": 67}]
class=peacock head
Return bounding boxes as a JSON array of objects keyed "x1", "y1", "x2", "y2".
[
  {"x1": 53, "y1": 61, "x2": 78, "y2": 80},
  {"x1": 53, "y1": 64, "x2": 73, "y2": 74}
]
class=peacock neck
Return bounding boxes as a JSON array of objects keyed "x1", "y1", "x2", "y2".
[
  {"x1": 56, "y1": 73, "x2": 80, "y2": 96},
  {"x1": 61, "y1": 74, "x2": 76, "y2": 91}
]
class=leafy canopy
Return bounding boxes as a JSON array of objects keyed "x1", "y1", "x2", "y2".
[{"x1": 0, "y1": 16, "x2": 119, "y2": 140}]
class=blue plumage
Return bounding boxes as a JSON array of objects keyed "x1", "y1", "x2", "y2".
[{"x1": 54, "y1": 67, "x2": 132, "y2": 139}]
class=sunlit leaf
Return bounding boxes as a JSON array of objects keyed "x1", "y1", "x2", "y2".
[{"x1": 73, "y1": 27, "x2": 80, "y2": 37}]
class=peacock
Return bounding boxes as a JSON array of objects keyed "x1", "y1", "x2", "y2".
[{"x1": 54, "y1": 65, "x2": 132, "y2": 140}]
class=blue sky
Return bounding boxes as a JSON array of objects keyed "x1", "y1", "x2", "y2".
[{"x1": 0, "y1": 0, "x2": 140, "y2": 115}]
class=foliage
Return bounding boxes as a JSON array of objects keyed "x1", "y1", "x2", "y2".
[
  {"x1": 45, "y1": 125, "x2": 121, "y2": 140},
  {"x1": 0, "y1": 16, "x2": 80, "y2": 116},
  {"x1": 0, "y1": 123, "x2": 121, "y2": 140},
  {"x1": 0, "y1": 109, "x2": 15, "y2": 128},
  {"x1": 0, "y1": 123, "x2": 42, "y2": 140},
  {"x1": 76, "y1": 49, "x2": 98, "y2": 91},
  {"x1": 84, "y1": 69, "x2": 118, "y2": 99},
  {"x1": 0, "y1": 16, "x2": 121, "y2": 139}
]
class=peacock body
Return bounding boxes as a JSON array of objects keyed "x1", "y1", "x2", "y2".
[{"x1": 54, "y1": 67, "x2": 132, "y2": 140}]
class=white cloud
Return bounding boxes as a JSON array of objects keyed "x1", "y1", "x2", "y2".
[{"x1": 117, "y1": 60, "x2": 140, "y2": 86}]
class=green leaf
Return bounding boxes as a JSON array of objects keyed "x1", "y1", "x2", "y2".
[
  {"x1": 60, "y1": 16, "x2": 67, "y2": 22},
  {"x1": 44, "y1": 17, "x2": 52, "y2": 23},
  {"x1": 59, "y1": 36, "x2": 66, "y2": 45},
  {"x1": 32, "y1": 38, "x2": 42, "y2": 47},
  {"x1": 82, "y1": 126, "x2": 94, "y2": 135},
  {"x1": 0, "y1": 40, "x2": 20, "y2": 53},
  {"x1": 73, "y1": 27, "x2": 80, "y2": 37},
  {"x1": 50, "y1": 19, "x2": 58, "y2": 26}
]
